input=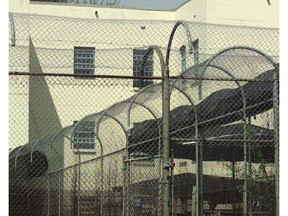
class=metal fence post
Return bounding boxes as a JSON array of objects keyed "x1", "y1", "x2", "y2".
[
  {"x1": 164, "y1": 21, "x2": 193, "y2": 216},
  {"x1": 170, "y1": 149, "x2": 174, "y2": 216},
  {"x1": 273, "y1": 64, "x2": 279, "y2": 216},
  {"x1": 162, "y1": 64, "x2": 170, "y2": 216},
  {"x1": 122, "y1": 156, "x2": 127, "y2": 216},
  {"x1": 88, "y1": 131, "x2": 104, "y2": 216},
  {"x1": 58, "y1": 163, "x2": 61, "y2": 216},
  {"x1": 243, "y1": 105, "x2": 248, "y2": 216},
  {"x1": 47, "y1": 172, "x2": 50, "y2": 216},
  {"x1": 196, "y1": 141, "x2": 203, "y2": 216}
]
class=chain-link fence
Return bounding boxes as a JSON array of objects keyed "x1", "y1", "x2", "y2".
[{"x1": 9, "y1": 13, "x2": 279, "y2": 216}]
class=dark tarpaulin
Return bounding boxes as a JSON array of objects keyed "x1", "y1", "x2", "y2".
[
  {"x1": 128, "y1": 65, "x2": 278, "y2": 162},
  {"x1": 170, "y1": 123, "x2": 274, "y2": 163},
  {"x1": 129, "y1": 123, "x2": 274, "y2": 162}
]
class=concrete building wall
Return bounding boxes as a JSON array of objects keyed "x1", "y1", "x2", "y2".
[
  {"x1": 9, "y1": 0, "x2": 30, "y2": 13},
  {"x1": 206, "y1": 0, "x2": 279, "y2": 27},
  {"x1": 29, "y1": 3, "x2": 175, "y2": 20},
  {"x1": 174, "y1": 0, "x2": 207, "y2": 22},
  {"x1": 9, "y1": 0, "x2": 279, "y2": 28},
  {"x1": 9, "y1": 79, "x2": 29, "y2": 147},
  {"x1": 10, "y1": 0, "x2": 175, "y2": 20}
]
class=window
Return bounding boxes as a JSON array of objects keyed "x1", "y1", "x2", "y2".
[
  {"x1": 73, "y1": 121, "x2": 95, "y2": 150},
  {"x1": 74, "y1": 47, "x2": 95, "y2": 76},
  {"x1": 133, "y1": 49, "x2": 153, "y2": 88}
]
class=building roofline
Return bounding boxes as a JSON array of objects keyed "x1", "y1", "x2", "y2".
[{"x1": 30, "y1": 0, "x2": 190, "y2": 12}]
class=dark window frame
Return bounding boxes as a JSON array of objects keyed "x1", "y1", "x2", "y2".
[
  {"x1": 73, "y1": 121, "x2": 95, "y2": 150},
  {"x1": 74, "y1": 47, "x2": 95, "y2": 77}
]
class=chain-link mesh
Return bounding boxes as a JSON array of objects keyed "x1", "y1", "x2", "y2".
[{"x1": 9, "y1": 13, "x2": 279, "y2": 216}]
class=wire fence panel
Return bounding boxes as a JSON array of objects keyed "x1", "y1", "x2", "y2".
[{"x1": 9, "y1": 13, "x2": 279, "y2": 216}]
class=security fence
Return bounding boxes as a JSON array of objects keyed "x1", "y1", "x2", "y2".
[{"x1": 9, "y1": 13, "x2": 279, "y2": 216}]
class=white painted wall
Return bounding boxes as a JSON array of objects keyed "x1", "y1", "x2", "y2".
[
  {"x1": 9, "y1": 0, "x2": 279, "y2": 27},
  {"x1": 206, "y1": 0, "x2": 279, "y2": 27},
  {"x1": 174, "y1": 0, "x2": 207, "y2": 22},
  {"x1": 11, "y1": 1, "x2": 175, "y2": 20},
  {"x1": 9, "y1": 0, "x2": 29, "y2": 13}
]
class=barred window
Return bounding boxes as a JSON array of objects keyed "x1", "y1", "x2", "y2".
[
  {"x1": 74, "y1": 47, "x2": 95, "y2": 76},
  {"x1": 73, "y1": 121, "x2": 95, "y2": 150},
  {"x1": 133, "y1": 49, "x2": 153, "y2": 88}
]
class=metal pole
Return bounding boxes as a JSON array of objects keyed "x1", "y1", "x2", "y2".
[
  {"x1": 164, "y1": 21, "x2": 193, "y2": 216},
  {"x1": 243, "y1": 91, "x2": 248, "y2": 216},
  {"x1": 139, "y1": 45, "x2": 167, "y2": 216},
  {"x1": 47, "y1": 143, "x2": 51, "y2": 216},
  {"x1": 248, "y1": 118, "x2": 252, "y2": 216},
  {"x1": 232, "y1": 161, "x2": 236, "y2": 216},
  {"x1": 196, "y1": 141, "x2": 203, "y2": 216},
  {"x1": 100, "y1": 142, "x2": 104, "y2": 216},
  {"x1": 64, "y1": 136, "x2": 81, "y2": 216},
  {"x1": 158, "y1": 138, "x2": 162, "y2": 216},
  {"x1": 47, "y1": 173, "x2": 50, "y2": 216},
  {"x1": 122, "y1": 155, "x2": 127, "y2": 216},
  {"x1": 88, "y1": 131, "x2": 104, "y2": 216},
  {"x1": 243, "y1": 128, "x2": 248, "y2": 216},
  {"x1": 122, "y1": 154, "x2": 131, "y2": 216},
  {"x1": 273, "y1": 64, "x2": 279, "y2": 216},
  {"x1": 77, "y1": 160, "x2": 81, "y2": 216},
  {"x1": 162, "y1": 64, "x2": 170, "y2": 216},
  {"x1": 127, "y1": 157, "x2": 131, "y2": 216},
  {"x1": 231, "y1": 148, "x2": 236, "y2": 216},
  {"x1": 171, "y1": 149, "x2": 174, "y2": 216},
  {"x1": 58, "y1": 166, "x2": 61, "y2": 216}
]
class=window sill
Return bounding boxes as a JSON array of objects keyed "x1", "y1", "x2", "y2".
[
  {"x1": 133, "y1": 87, "x2": 141, "y2": 92},
  {"x1": 133, "y1": 86, "x2": 156, "y2": 93},
  {"x1": 73, "y1": 149, "x2": 96, "y2": 154}
]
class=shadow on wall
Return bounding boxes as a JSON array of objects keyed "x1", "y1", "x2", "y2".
[{"x1": 29, "y1": 37, "x2": 62, "y2": 142}]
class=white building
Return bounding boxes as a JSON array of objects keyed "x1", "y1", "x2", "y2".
[{"x1": 10, "y1": 0, "x2": 279, "y2": 27}]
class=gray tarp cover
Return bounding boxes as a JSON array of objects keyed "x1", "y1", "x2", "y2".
[{"x1": 128, "y1": 66, "x2": 278, "y2": 162}]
